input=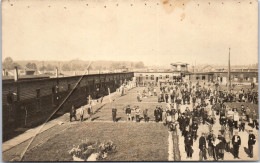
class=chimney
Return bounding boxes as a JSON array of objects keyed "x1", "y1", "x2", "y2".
[
  {"x1": 55, "y1": 67, "x2": 58, "y2": 78},
  {"x1": 14, "y1": 66, "x2": 18, "y2": 82}
]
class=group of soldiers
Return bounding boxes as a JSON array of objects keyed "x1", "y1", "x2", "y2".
[
  {"x1": 124, "y1": 105, "x2": 149, "y2": 122},
  {"x1": 121, "y1": 80, "x2": 258, "y2": 161},
  {"x1": 69, "y1": 104, "x2": 93, "y2": 122},
  {"x1": 215, "y1": 88, "x2": 258, "y2": 104},
  {"x1": 156, "y1": 81, "x2": 258, "y2": 161}
]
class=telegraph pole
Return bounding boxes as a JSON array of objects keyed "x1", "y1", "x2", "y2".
[{"x1": 228, "y1": 48, "x2": 231, "y2": 91}]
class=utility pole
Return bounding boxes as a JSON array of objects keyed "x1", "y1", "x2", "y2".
[
  {"x1": 42, "y1": 61, "x2": 45, "y2": 74},
  {"x1": 228, "y1": 48, "x2": 231, "y2": 91}
]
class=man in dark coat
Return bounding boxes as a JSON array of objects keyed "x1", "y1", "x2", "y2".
[
  {"x1": 185, "y1": 132, "x2": 193, "y2": 158},
  {"x1": 216, "y1": 133, "x2": 226, "y2": 160},
  {"x1": 232, "y1": 131, "x2": 241, "y2": 159},
  {"x1": 199, "y1": 133, "x2": 207, "y2": 161},
  {"x1": 241, "y1": 105, "x2": 246, "y2": 114},
  {"x1": 209, "y1": 95, "x2": 214, "y2": 105},
  {"x1": 207, "y1": 130, "x2": 215, "y2": 158},
  {"x1": 248, "y1": 130, "x2": 256, "y2": 158},
  {"x1": 158, "y1": 106, "x2": 163, "y2": 121},
  {"x1": 193, "y1": 107, "x2": 199, "y2": 118},
  {"x1": 165, "y1": 94, "x2": 169, "y2": 103},
  {"x1": 215, "y1": 102, "x2": 221, "y2": 115},
  {"x1": 125, "y1": 105, "x2": 132, "y2": 121},
  {"x1": 178, "y1": 114, "x2": 185, "y2": 132},
  {"x1": 220, "y1": 116, "x2": 227, "y2": 126},
  {"x1": 171, "y1": 91, "x2": 175, "y2": 103},
  {"x1": 192, "y1": 95, "x2": 196, "y2": 107},
  {"x1": 112, "y1": 107, "x2": 117, "y2": 122},
  {"x1": 191, "y1": 120, "x2": 198, "y2": 140},
  {"x1": 228, "y1": 118, "x2": 234, "y2": 136},
  {"x1": 200, "y1": 108, "x2": 207, "y2": 124},
  {"x1": 186, "y1": 91, "x2": 191, "y2": 105},
  {"x1": 70, "y1": 105, "x2": 77, "y2": 122},
  {"x1": 143, "y1": 108, "x2": 149, "y2": 122},
  {"x1": 154, "y1": 107, "x2": 160, "y2": 122}
]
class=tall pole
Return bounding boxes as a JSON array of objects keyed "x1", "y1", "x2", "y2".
[
  {"x1": 42, "y1": 61, "x2": 45, "y2": 74},
  {"x1": 228, "y1": 47, "x2": 231, "y2": 91}
]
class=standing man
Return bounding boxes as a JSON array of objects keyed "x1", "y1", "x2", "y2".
[
  {"x1": 143, "y1": 108, "x2": 149, "y2": 122},
  {"x1": 248, "y1": 130, "x2": 256, "y2": 158},
  {"x1": 199, "y1": 133, "x2": 207, "y2": 161},
  {"x1": 185, "y1": 132, "x2": 193, "y2": 159},
  {"x1": 239, "y1": 115, "x2": 245, "y2": 132},
  {"x1": 241, "y1": 105, "x2": 246, "y2": 114},
  {"x1": 224, "y1": 127, "x2": 232, "y2": 153},
  {"x1": 135, "y1": 106, "x2": 141, "y2": 122},
  {"x1": 232, "y1": 131, "x2": 241, "y2": 159},
  {"x1": 228, "y1": 118, "x2": 234, "y2": 136},
  {"x1": 154, "y1": 106, "x2": 160, "y2": 122},
  {"x1": 153, "y1": 88, "x2": 157, "y2": 96},
  {"x1": 217, "y1": 133, "x2": 226, "y2": 160},
  {"x1": 191, "y1": 120, "x2": 198, "y2": 140},
  {"x1": 252, "y1": 110, "x2": 258, "y2": 129},
  {"x1": 165, "y1": 94, "x2": 169, "y2": 103},
  {"x1": 70, "y1": 105, "x2": 77, "y2": 122},
  {"x1": 79, "y1": 107, "x2": 84, "y2": 122},
  {"x1": 87, "y1": 104, "x2": 93, "y2": 117},
  {"x1": 246, "y1": 106, "x2": 251, "y2": 122},
  {"x1": 137, "y1": 92, "x2": 142, "y2": 102},
  {"x1": 207, "y1": 130, "x2": 215, "y2": 158},
  {"x1": 112, "y1": 107, "x2": 117, "y2": 122},
  {"x1": 125, "y1": 105, "x2": 132, "y2": 121},
  {"x1": 233, "y1": 108, "x2": 239, "y2": 129}
]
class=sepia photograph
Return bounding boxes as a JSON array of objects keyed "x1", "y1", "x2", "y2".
[{"x1": 1, "y1": 0, "x2": 259, "y2": 161}]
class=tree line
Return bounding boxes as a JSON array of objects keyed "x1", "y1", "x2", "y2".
[{"x1": 2, "y1": 57, "x2": 146, "y2": 71}]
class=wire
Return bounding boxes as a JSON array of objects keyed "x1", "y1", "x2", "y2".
[{"x1": 19, "y1": 61, "x2": 92, "y2": 161}]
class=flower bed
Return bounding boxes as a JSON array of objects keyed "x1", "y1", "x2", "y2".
[{"x1": 69, "y1": 139, "x2": 116, "y2": 161}]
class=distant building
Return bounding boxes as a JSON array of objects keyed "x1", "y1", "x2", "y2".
[
  {"x1": 134, "y1": 63, "x2": 258, "y2": 86},
  {"x1": 171, "y1": 62, "x2": 189, "y2": 72}
]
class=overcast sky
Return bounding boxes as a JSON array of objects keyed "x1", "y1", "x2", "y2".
[{"x1": 2, "y1": 0, "x2": 258, "y2": 66}]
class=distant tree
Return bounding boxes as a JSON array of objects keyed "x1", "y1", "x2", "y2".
[
  {"x1": 39, "y1": 66, "x2": 47, "y2": 71},
  {"x1": 135, "y1": 61, "x2": 145, "y2": 68},
  {"x1": 12, "y1": 62, "x2": 22, "y2": 69},
  {"x1": 2, "y1": 57, "x2": 22, "y2": 70},
  {"x1": 71, "y1": 63, "x2": 83, "y2": 71},
  {"x1": 26, "y1": 62, "x2": 37, "y2": 70},
  {"x1": 95, "y1": 65, "x2": 103, "y2": 71},
  {"x1": 110, "y1": 62, "x2": 121, "y2": 70},
  {"x1": 46, "y1": 64, "x2": 55, "y2": 71},
  {"x1": 62, "y1": 64, "x2": 71, "y2": 71},
  {"x1": 3, "y1": 57, "x2": 14, "y2": 70}
]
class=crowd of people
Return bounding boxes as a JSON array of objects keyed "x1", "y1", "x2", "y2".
[
  {"x1": 131, "y1": 81, "x2": 258, "y2": 160},
  {"x1": 69, "y1": 79, "x2": 258, "y2": 161}
]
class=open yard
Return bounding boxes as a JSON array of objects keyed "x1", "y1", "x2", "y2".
[
  {"x1": 2, "y1": 86, "x2": 258, "y2": 161},
  {"x1": 4, "y1": 122, "x2": 169, "y2": 161},
  {"x1": 3, "y1": 87, "x2": 170, "y2": 161}
]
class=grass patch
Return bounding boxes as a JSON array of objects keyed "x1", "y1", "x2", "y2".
[{"x1": 22, "y1": 122, "x2": 169, "y2": 161}]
